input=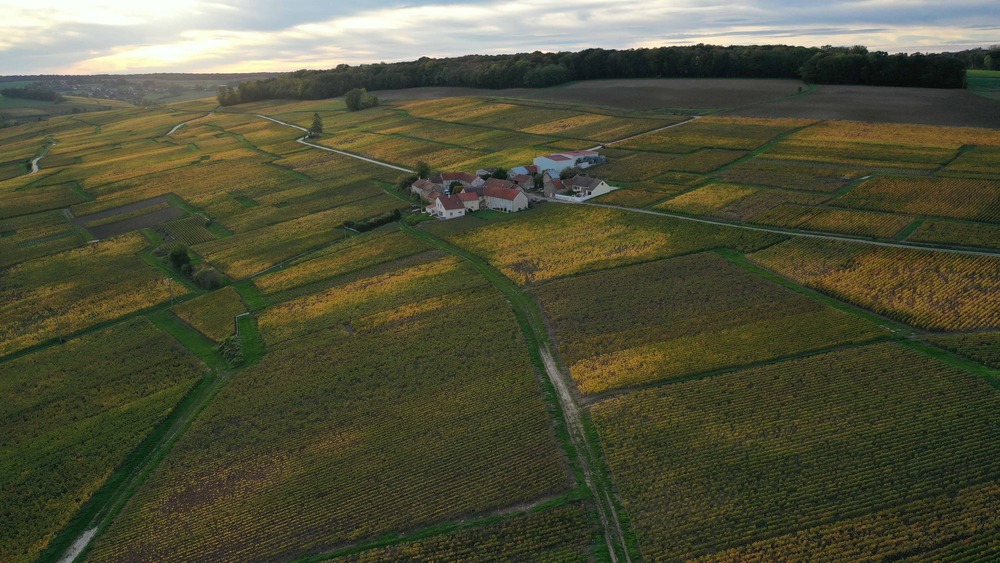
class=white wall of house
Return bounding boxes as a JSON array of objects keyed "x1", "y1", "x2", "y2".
[{"x1": 485, "y1": 192, "x2": 528, "y2": 212}]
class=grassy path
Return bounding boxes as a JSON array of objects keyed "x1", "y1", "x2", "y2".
[{"x1": 402, "y1": 223, "x2": 638, "y2": 562}]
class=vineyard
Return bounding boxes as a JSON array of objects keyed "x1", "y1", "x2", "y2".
[
  {"x1": 0, "y1": 233, "x2": 186, "y2": 357},
  {"x1": 337, "y1": 503, "x2": 597, "y2": 562},
  {"x1": 2, "y1": 89, "x2": 1000, "y2": 562},
  {"x1": 252, "y1": 228, "x2": 432, "y2": 300},
  {"x1": 449, "y1": 204, "x2": 784, "y2": 285},
  {"x1": 534, "y1": 252, "x2": 885, "y2": 395},
  {"x1": 750, "y1": 238, "x2": 1000, "y2": 331},
  {"x1": 87, "y1": 259, "x2": 571, "y2": 562},
  {"x1": 906, "y1": 220, "x2": 1000, "y2": 249},
  {"x1": 171, "y1": 286, "x2": 247, "y2": 343},
  {"x1": 832, "y1": 176, "x2": 1000, "y2": 223},
  {"x1": 0, "y1": 318, "x2": 205, "y2": 562},
  {"x1": 591, "y1": 343, "x2": 1000, "y2": 560}
]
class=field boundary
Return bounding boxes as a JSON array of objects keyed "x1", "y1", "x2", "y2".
[
  {"x1": 402, "y1": 223, "x2": 638, "y2": 562},
  {"x1": 556, "y1": 199, "x2": 1000, "y2": 257}
]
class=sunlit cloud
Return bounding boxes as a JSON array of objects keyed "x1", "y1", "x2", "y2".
[{"x1": 0, "y1": 0, "x2": 996, "y2": 74}]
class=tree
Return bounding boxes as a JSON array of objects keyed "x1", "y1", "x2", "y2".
[
  {"x1": 449, "y1": 181, "x2": 463, "y2": 194},
  {"x1": 344, "y1": 87, "x2": 379, "y2": 111},
  {"x1": 559, "y1": 167, "x2": 583, "y2": 179},
  {"x1": 168, "y1": 246, "x2": 191, "y2": 271},
  {"x1": 533, "y1": 173, "x2": 544, "y2": 190},
  {"x1": 491, "y1": 167, "x2": 509, "y2": 179},
  {"x1": 309, "y1": 113, "x2": 323, "y2": 136},
  {"x1": 415, "y1": 161, "x2": 431, "y2": 179}
]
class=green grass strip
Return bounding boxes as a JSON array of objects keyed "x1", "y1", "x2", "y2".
[
  {"x1": 237, "y1": 314, "x2": 265, "y2": 366},
  {"x1": 232, "y1": 279, "x2": 270, "y2": 311},
  {"x1": 148, "y1": 309, "x2": 227, "y2": 371}
]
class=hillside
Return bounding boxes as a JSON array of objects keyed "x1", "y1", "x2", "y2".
[{"x1": 1, "y1": 79, "x2": 999, "y2": 562}]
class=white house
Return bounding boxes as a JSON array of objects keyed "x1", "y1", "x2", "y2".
[
  {"x1": 484, "y1": 185, "x2": 529, "y2": 212},
  {"x1": 458, "y1": 191, "x2": 481, "y2": 211},
  {"x1": 429, "y1": 194, "x2": 467, "y2": 219},
  {"x1": 567, "y1": 175, "x2": 614, "y2": 198},
  {"x1": 533, "y1": 150, "x2": 602, "y2": 175}
]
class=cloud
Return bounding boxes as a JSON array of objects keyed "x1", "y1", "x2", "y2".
[{"x1": 0, "y1": 0, "x2": 997, "y2": 74}]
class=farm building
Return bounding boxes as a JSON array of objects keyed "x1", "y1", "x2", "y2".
[
  {"x1": 428, "y1": 194, "x2": 467, "y2": 219},
  {"x1": 458, "y1": 191, "x2": 481, "y2": 211},
  {"x1": 533, "y1": 150, "x2": 604, "y2": 175},
  {"x1": 566, "y1": 175, "x2": 614, "y2": 198},
  {"x1": 441, "y1": 171, "x2": 483, "y2": 188},
  {"x1": 484, "y1": 185, "x2": 529, "y2": 212}
]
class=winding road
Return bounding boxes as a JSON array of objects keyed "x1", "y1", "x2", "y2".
[
  {"x1": 28, "y1": 141, "x2": 56, "y2": 175},
  {"x1": 254, "y1": 114, "x2": 415, "y2": 173}
]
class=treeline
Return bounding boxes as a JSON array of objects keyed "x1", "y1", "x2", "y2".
[
  {"x1": 217, "y1": 44, "x2": 970, "y2": 106},
  {"x1": 800, "y1": 46, "x2": 965, "y2": 88},
  {"x1": 0, "y1": 85, "x2": 65, "y2": 103}
]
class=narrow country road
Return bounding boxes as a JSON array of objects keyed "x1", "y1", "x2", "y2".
[
  {"x1": 28, "y1": 141, "x2": 56, "y2": 175},
  {"x1": 403, "y1": 225, "x2": 634, "y2": 562},
  {"x1": 254, "y1": 114, "x2": 415, "y2": 174},
  {"x1": 543, "y1": 197, "x2": 1000, "y2": 258}
]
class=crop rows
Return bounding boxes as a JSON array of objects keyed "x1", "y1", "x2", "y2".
[
  {"x1": 906, "y1": 220, "x2": 1000, "y2": 249},
  {"x1": 694, "y1": 482, "x2": 1000, "y2": 562},
  {"x1": 89, "y1": 262, "x2": 570, "y2": 562},
  {"x1": 171, "y1": 286, "x2": 247, "y2": 343},
  {"x1": 833, "y1": 176, "x2": 1000, "y2": 223},
  {"x1": 0, "y1": 233, "x2": 186, "y2": 357},
  {"x1": 591, "y1": 343, "x2": 1000, "y2": 561},
  {"x1": 160, "y1": 215, "x2": 217, "y2": 245},
  {"x1": 618, "y1": 116, "x2": 810, "y2": 153},
  {"x1": 764, "y1": 140, "x2": 950, "y2": 169},
  {"x1": 0, "y1": 180, "x2": 85, "y2": 219},
  {"x1": 254, "y1": 229, "x2": 431, "y2": 299},
  {"x1": 592, "y1": 188, "x2": 668, "y2": 208},
  {"x1": 315, "y1": 130, "x2": 479, "y2": 169},
  {"x1": 596, "y1": 151, "x2": 679, "y2": 182},
  {"x1": 450, "y1": 205, "x2": 784, "y2": 284},
  {"x1": 665, "y1": 149, "x2": 747, "y2": 173},
  {"x1": 750, "y1": 238, "x2": 1000, "y2": 331},
  {"x1": 534, "y1": 252, "x2": 884, "y2": 394},
  {"x1": 750, "y1": 205, "x2": 913, "y2": 238},
  {"x1": 193, "y1": 195, "x2": 402, "y2": 279},
  {"x1": 784, "y1": 120, "x2": 1000, "y2": 150},
  {"x1": 945, "y1": 145, "x2": 1000, "y2": 174},
  {"x1": 0, "y1": 210, "x2": 82, "y2": 267},
  {"x1": 720, "y1": 160, "x2": 864, "y2": 193},
  {"x1": 338, "y1": 503, "x2": 596, "y2": 562},
  {"x1": 0, "y1": 318, "x2": 205, "y2": 563},
  {"x1": 927, "y1": 331, "x2": 1000, "y2": 369}
]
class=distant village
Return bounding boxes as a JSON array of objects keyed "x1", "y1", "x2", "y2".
[{"x1": 408, "y1": 150, "x2": 615, "y2": 220}]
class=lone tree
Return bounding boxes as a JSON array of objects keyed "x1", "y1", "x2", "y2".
[
  {"x1": 309, "y1": 113, "x2": 323, "y2": 136},
  {"x1": 344, "y1": 88, "x2": 379, "y2": 111},
  {"x1": 415, "y1": 161, "x2": 431, "y2": 179}
]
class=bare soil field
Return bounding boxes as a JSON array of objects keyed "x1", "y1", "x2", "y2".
[
  {"x1": 730, "y1": 84, "x2": 1000, "y2": 128},
  {"x1": 373, "y1": 78, "x2": 804, "y2": 111}
]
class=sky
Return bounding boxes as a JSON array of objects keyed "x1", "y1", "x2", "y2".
[{"x1": 1, "y1": 0, "x2": 998, "y2": 75}]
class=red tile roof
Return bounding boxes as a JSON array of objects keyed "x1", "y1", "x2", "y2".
[
  {"x1": 428, "y1": 191, "x2": 441, "y2": 200},
  {"x1": 485, "y1": 178, "x2": 515, "y2": 190},
  {"x1": 512, "y1": 174, "x2": 532, "y2": 183},
  {"x1": 438, "y1": 195, "x2": 465, "y2": 211},
  {"x1": 441, "y1": 171, "x2": 477, "y2": 183},
  {"x1": 484, "y1": 186, "x2": 524, "y2": 201},
  {"x1": 526, "y1": 165, "x2": 538, "y2": 173},
  {"x1": 547, "y1": 154, "x2": 571, "y2": 161},
  {"x1": 458, "y1": 192, "x2": 479, "y2": 201}
]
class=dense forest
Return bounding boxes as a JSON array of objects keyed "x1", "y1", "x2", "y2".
[
  {"x1": 0, "y1": 85, "x2": 66, "y2": 103},
  {"x1": 217, "y1": 44, "x2": 969, "y2": 106}
]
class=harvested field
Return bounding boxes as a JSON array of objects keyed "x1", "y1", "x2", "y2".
[{"x1": 730, "y1": 84, "x2": 1000, "y2": 128}]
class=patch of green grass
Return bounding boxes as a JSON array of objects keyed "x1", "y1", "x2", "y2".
[{"x1": 147, "y1": 310, "x2": 227, "y2": 371}]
